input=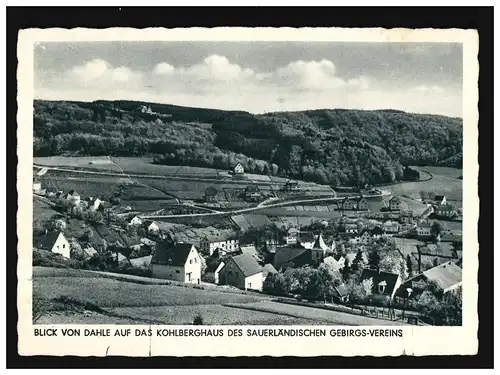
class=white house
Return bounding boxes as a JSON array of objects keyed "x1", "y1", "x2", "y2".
[
  {"x1": 87, "y1": 197, "x2": 102, "y2": 211},
  {"x1": 128, "y1": 216, "x2": 143, "y2": 226},
  {"x1": 35, "y1": 231, "x2": 71, "y2": 258},
  {"x1": 233, "y1": 163, "x2": 245, "y2": 175},
  {"x1": 216, "y1": 253, "x2": 263, "y2": 291},
  {"x1": 65, "y1": 190, "x2": 81, "y2": 205},
  {"x1": 284, "y1": 227, "x2": 299, "y2": 245},
  {"x1": 151, "y1": 242, "x2": 201, "y2": 284},
  {"x1": 146, "y1": 221, "x2": 160, "y2": 233},
  {"x1": 201, "y1": 236, "x2": 239, "y2": 256}
]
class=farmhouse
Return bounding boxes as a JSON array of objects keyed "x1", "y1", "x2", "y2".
[
  {"x1": 200, "y1": 234, "x2": 240, "y2": 257},
  {"x1": 144, "y1": 220, "x2": 160, "y2": 234},
  {"x1": 284, "y1": 227, "x2": 299, "y2": 245},
  {"x1": 433, "y1": 195, "x2": 447, "y2": 206},
  {"x1": 332, "y1": 283, "x2": 350, "y2": 304},
  {"x1": 356, "y1": 197, "x2": 369, "y2": 211},
  {"x1": 356, "y1": 230, "x2": 373, "y2": 245},
  {"x1": 128, "y1": 215, "x2": 143, "y2": 226},
  {"x1": 299, "y1": 232, "x2": 316, "y2": 249},
  {"x1": 233, "y1": 163, "x2": 245, "y2": 175},
  {"x1": 240, "y1": 245, "x2": 259, "y2": 260},
  {"x1": 395, "y1": 261, "x2": 462, "y2": 304},
  {"x1": 415, "y1": 225, "x2": 432, "y2": 240},
  {"x1": 216, "y1": 253, "x2": 264, "y2": 291},
  {"x1": 280, "y1": 248, "x2": 325, "y2": 270},
  {"x1": 340, "y1": 197, "x2": 356, "y2": 211},
  {"x1": 65, "y1": 190, "x2": 81, "y2": 205},
  {"x1": 360, "y1": 269, "x2": 402, "y2": 303},
  {"x1": 35, "y1": 231, "x2": 71, "y2": 258},
  {"x1": 435, "y1": 204, "x2": 457, "y2": 219},
  {"x1": 283, "y1": 180, "x2": 299, "y2": 193},
  {"x1": 151, "y1": 242, "x2": 201, "y2": 284},
  {"x1": 388, "y1": 197, "x2": 401, "y2": 211},
  {"x1": 87, "y1": 197, "x2": 102, "y2": 212},
  {"x1": 343, "y1": 223, "x2": 359, "y2": 234}
]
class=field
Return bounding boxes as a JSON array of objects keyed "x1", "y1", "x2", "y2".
[
  {"x1": 34, "y1": 156, "x2": 122, "y2": 172},
  {"x1": 33, "y1": 198, "x2": 63, "y2": 226},
  {"x1": 379, "y1": 167, "x2": 463, "y2": 202},
  {"x1": 33, "y1": 267, "x2": 398, "y2": 325}
]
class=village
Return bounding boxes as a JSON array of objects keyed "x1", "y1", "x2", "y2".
[{"x1": 33, "y1": 161, "x2": 463, "y2": 325}]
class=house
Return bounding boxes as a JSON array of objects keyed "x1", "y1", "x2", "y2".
[
  {"x1": 87, "y1": 197, "x2": 102, "y2": 211},
  {"x1": 233, "y1": 163, "x2": 245, "y2": 175},
  {"x1": 415, "y1": 225, "x2": 432, "y2": 240},
  {"x1": 35, "y1": 231, "x2": 71, "y2": 258},
  {"x1": 151, "y1": 242, "x2": 201, "y2": 284},
  {"x1": 356, "y1": 230, "x2": 373, "y2": 245},
  {"x1": 435, "y1": 204, "x2": 457, "y2": 219},
  {"x1": 281, "y1": 248, "x2": 325, "y2": 270},
  {"x1": 130, "y1": 255, "x2": 152, "y2": 268},
  {"x1": 82, "y1": 245, "x2": 98, "y2": 259},
  {"x1": 262, "y1": 263, "x2": 278, "y2": 281},
  {"x1": 382, "y1": 221, "x2": 400, "y2": 234},
  {"x1": 284, "y1": 227, "x2": 299, "y2": 245},
  {"x1": 332, "y1": 283, "x2": 350, "y2": 304},
  {"x1": 145, "y1": 221, "x2": 160, "y2": 234},
  {"x1": 434, "y1": 195, "x2": 447, "y2": 206},
  {"x1": 371, "y1": 226, "x2": 384, "y2": 240},
  {"x1": 114, "y1": 252, "x2": 132, "y2": 267},
  {"x1": 244, "y1": 185, "x2": 261, "y2": 201},
  {"x1": 341, "y1": 197, "x2": 356, "y2": 211},
  {"x1": 240, "y1": 245, "x2": 259, "y2": 260},
  {"x1": 216, "y1": 253, "x2": 264, "y2": 291},
  {"x1": 356, "y1": 197, "x2": 369, "y2": 211},
  {"x1": 388, "y1": 197, "x2": 401, "y2": 211},
  {"x1": 200, "y1": 235, "x2": 240, "y2": 257},
  {"x1": 33, "y1": 179, "x2": 42, "y2": 192},
  {"x1": 299, "y1": 232, "x2": 316, "y2": 249},
  {"x1": 204, "y1": 187, "x2": 218, "y2": 203},
  {"x1": 283, "y1": 180, "x2": 299, "y2": 193},
  {"x1": 360, "y1": 269, "x2": 402, "y2": 303},
  {"x1": 323, "y1": 256, "x2": 343, "y2": 272},
  {"x1": 312, "y1": 233, "x2": 329, "y2": 252},
  {"x1": 128, "y1": 216, "x2": 143, "y2": 226},
  {"x1": 395, "y1": 261, "x2": 462, "y2": 304},
  {"x1": 65, "y1": 190, "x2": 81, "y2": 205},
  {"x1": 344, "y1": 223, "x2": 359, "y2": 234}
]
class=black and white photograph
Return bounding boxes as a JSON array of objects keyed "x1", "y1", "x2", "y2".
[
  {"x1": 30, "y1": 38, "x2": 466, "y2": 327},
  {"x1": 12, "y1": 24, "x2": 482, "y2": 358}
]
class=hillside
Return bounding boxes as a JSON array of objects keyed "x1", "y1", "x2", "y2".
[{"x1": 33, "y1": 100, "x2": 463, "y2": 187}]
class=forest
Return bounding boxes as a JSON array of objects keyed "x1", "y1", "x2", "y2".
[{"x1": 33, "y1": 100, "x2": 463, "y2": 187}]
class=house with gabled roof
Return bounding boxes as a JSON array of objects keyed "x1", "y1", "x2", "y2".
[
  {"x1": 332, "y1": 283, "x2": 350, "y2": 303},
  {"x1": 284, "y1": 227, "x2": 299, "y2": 245},
  {"x1": 360, "y1": 269, "x2": 402, "y2": 303},
  {"x1": 433, "y1": 195, "x2": 447, "y2": 206},
  {"x1": 65, "y1": 190, "x2": 81, "y2": 205},
  {"x1": 388, "y1": 196, "x2": 401, "y2": 211},
  {"x1": 341, "y1": 197, "x2": 356, "y2": 211},
  {"x1": 34, "y1": 231, "x2": 71, "y2": 258},
  {"x1": 356, "y1": 197, "x2": 369, "y2": 211},
  {"x1": 312, "y1": 233, "x2": 329, "y2": 252},
  {"x1": 395, "y1": 261, "x2": 462, "y2": 304},
  {"x1": 151, "y1": 242, "x2": 201, "y2": 284},
  {"x1": 232, "y1": 163, "x2": 245, "y2": 175},
  {"x1": 217, "y1": 253, "x2": 264, "y2": 291}
]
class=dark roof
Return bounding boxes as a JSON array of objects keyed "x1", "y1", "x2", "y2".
[
  {"x1": 421, "y1": 261, "x2": 462, "y2": 290},
  {"x1": 262, "y1": 263, "x2": 278, "y2": 276},
  {"x1": 274, "y1": 247, "x2": 308, "y2": 269},
  {"x1": 152, "y1": 242, "x2": 195, "y2": 266},
  {"x1": 360, "y1": 269, "x2": 401, "y2": 295},
  {"x1": 299, "y1": 232, "x2": 315, "y2": 242},
  {"x1": 205, "y1": 186, "x2": 218, "y2": 195},
  {"x1": 35, "y1": 231, "x2": 63, "y2": 250},
  {"x1": 333, "y1": 283, "x2": 350, "y2": 297},
  {"x1": 245, "y1": 185, "x2": 260, "y2": 192},
  {"x1": 231, "y1": 253, "x2": 262, "y2": 277},
  {"x1": 434, "y1": 195, "x2": 445, "y2": 201}
]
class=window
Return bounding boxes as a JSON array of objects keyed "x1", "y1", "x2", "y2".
[
  {"x1": 194, "y1": 258, "x2": 198, "y2": 263},
  {"x1": 190, "y1": 259, "x2": 192, "y2": 264},
  {"x1": 176, "y1": 270, "x2": 180, "y2": 274},
  {"x1": 63, "y1": 244, "x2": 66, "y2": 249}
]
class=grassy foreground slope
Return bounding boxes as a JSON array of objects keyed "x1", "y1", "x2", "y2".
[{"x1": 33, "y1": 100, "x2": 462, "y2": 187}]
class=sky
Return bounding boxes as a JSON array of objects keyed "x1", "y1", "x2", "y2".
[{"x1": 34, "y1": 41, "x2": 463, "y2": 117}]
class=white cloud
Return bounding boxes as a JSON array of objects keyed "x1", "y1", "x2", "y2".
[
  {"x1": 415, "y1": 85, "x2": 445, "y2": 94},
  {"x1": 35, "y1": 55, "x2": 461, "y2": 117},
  {"x1": 69, "y1": 59, "x2": 143, "y2": 85}
]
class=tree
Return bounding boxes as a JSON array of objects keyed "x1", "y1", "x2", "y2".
[
  {"x1": 431, "y1": 222, "x2": 443, "y2": 237},
  {"x1": 199, "y1": 255, "x2": 207, "y2": 276},
  {"x1": 55, "y1": 219, "x2": 66, "y2": 232},
  {"x1": 406, "y1": 254, "x2": 414, "y2": 277},
  {"x1": 351, "y1": 249, "x2": 367, "y2": 277},
  {"x1": 368, "y1": 250, "x2": 381, "y2": 270},
  {"x1": 263, "y1": 272, "x2": 290, "y2": 296},
  {"x1": 342, "y1": 257, "x2": 351, "y2": 281},
  {"x1": 350, "y1": 277, "x2": 373, "y2": 303}
]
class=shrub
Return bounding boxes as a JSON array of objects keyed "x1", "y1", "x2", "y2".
[{"x1": 193, "y1": 314, "x2": 204, "y2": 325}]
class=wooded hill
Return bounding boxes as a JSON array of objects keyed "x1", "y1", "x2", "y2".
[{"x1": 33, "y1": 100, "x2": 463, "y2": 187}]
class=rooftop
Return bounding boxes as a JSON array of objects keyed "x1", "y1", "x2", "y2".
[{"x1": 231, "y1": 253, "x2": 263, "y2": 277}]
